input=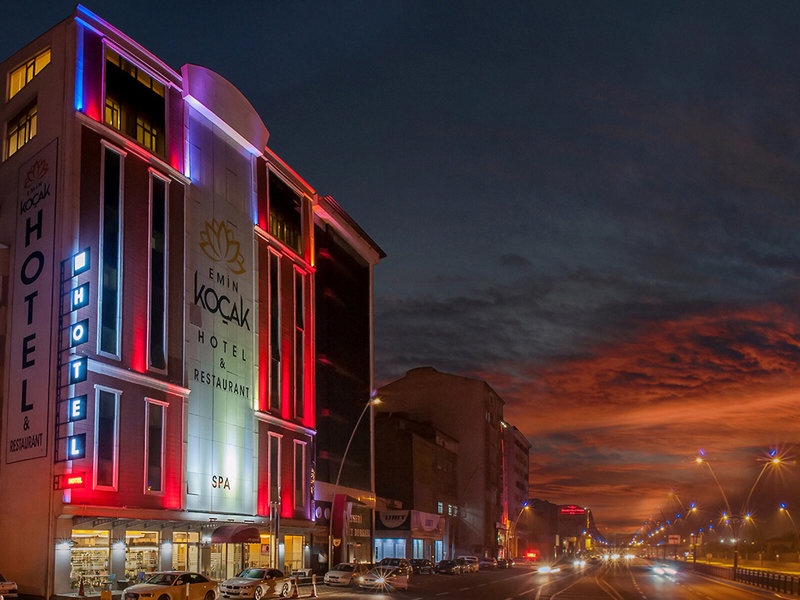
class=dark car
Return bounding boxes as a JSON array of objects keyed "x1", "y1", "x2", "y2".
[
  {"x1": 497, "y1": 558, "x2": 513, "y2": 568},
  {"x1": 436, "y1": 560, "x2": 462, "y2": 575},
  {"x1": 410, "y1": 559, "x2": 435, "y2": 575},
  {"x1": 377, "y1": 558, "x2": 412, "y2": 578}
]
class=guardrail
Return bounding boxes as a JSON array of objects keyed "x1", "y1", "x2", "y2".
[{"x1": 687, "y1": 560, "x2": 800, "y2": 595}]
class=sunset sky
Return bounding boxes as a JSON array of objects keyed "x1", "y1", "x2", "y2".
[{"x1": 5, "y1": 1, "x2": 800, "y2": 535}]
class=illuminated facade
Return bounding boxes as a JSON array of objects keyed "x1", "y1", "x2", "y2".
[
  {"x1": 501, "y1": 423, "x2": 531, "y2": 558},
  {"x1": 0, "y1": 6, "x2": 378, "y2": 598}
]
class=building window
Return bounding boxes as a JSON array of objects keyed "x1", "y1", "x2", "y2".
[
  {"x1": 437, "y1": 501, "x2": 443, "y2": 514},
  {"x1": 268, "y1": 171, "x2": 302, "y2": 254},
  {"x1": 6, "y1": 102, "x2": 37, "y2": 158},
  {"x1": 412, "y1": 539, "x2": 423, "y2": 559},
  {"x1": 149, "y1": 173, "x2": 168, "y2": 370},
  {"x1": 99, "y1": 145, "x2": 124, "y2": 357},
  {"x1": 104, "y1": 47, "x2": 165, "y2": 156},
  {"x1": 94, "y1": 386, "x2": 120, "y2": 490},
  {"x1": 8, "y1": 47, "x2": 50, "y2": 99},
  {"x1": 293, "y1": 268, "x2": 305, "y2": 419},
  {"x1": 269, "y1": 433, "x2": 281, "y2": 506},
  {"x1": 144, "y1": 399, "x2": 166, "y2": 493},
  {"x1": 294, "y1": 440, "x2": 305, "y2": 510},
  {"x1": 269, "y1": 251, "x2": 281, "y2": 412}
]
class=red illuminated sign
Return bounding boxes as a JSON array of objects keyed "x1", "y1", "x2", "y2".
[
  {"x1": 53, "y1": 472, "x2": 86, "y2": 490},
  {"x1": 560, "y1": 505, "x2": 586, "y2": 515}
]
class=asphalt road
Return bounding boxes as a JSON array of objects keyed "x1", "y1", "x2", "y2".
[{"x1": 302, "y1": 559, "x2": 797, "y2": 599}]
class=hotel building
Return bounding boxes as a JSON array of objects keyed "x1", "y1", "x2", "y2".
[{"x1": 0, "y1": 6, "x2": 379, "y2": 597}]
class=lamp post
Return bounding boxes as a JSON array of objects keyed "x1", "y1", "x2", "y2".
[
  {"x1": 779, "y1": 503, "x2": 799, "y2": 553},
  {"x1": 506, "y1": 503, "x2": 529, "y2": 559},
  {"x1": 328, "y1": 396, "x2": 381, "y2": 570},
  {"x1": 695, "y1": 451, "x2": 781, "y2": 575}
]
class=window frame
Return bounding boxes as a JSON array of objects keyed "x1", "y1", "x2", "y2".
[
  {"x1": 293, "y1": 439, "x2": 306, "y2": 510},
  {"x1": 7, "y1": 47, "x2": 51, "y2": 100},
  {"x1": 93, "y1": 384, "x2": 121, "y2": 491},
  {"x1": 147, "y1": 169, "x2": 169, "y2": 372},
  {"x1": 143, "y1": 397, "x2": 167, "y2": 495},
  {"x1": 97, "y1": 141, "x2": 126, "y2": 359},
  {"x1": 268, "y1": 432, "x2": 282, "y2": 507},
  {"x1": 293, "y1": 267, "x2": 306, "y2": 419},
  {"x1": 268, "y1": 249, "x2": 281, "y2": 413},
  {"x1": 5, "y1": 101, "x2": 38, "y2": 159}
]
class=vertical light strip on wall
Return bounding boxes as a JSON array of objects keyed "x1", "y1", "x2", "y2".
[
  {"x1": 149, "y1": 173, "x2": 168, "y2": 370},
  {"x1": 99, "y1": 145, "x2": 123, "y2": 357}
]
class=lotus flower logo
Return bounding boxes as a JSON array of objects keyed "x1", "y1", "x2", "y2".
[
  {"x1": 24, "y1": 159, "x2": 48, "y2": 189},
  {"x1": 199, "y1": 219, "x2": 246, "y2": 274}
]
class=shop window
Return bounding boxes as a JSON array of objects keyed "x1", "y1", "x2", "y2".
[
  {"x1": 8, "y1": 47, "x2": 50, "y2": 99},
  {"x1": 269, "y1": 251, "x2": 280, "y2": 412},
  {"x1": 269, "y1": 433, "x2": 281, "y2": 505},
  {"x1": 70, "y1": 530, "x2": 110, "y2": 589},
  {"x1": 104, "y1": 47, "x2": 165, "y2": 156},
  {"x1": 6, "y1": 101, "x2": 37, "y2": 158},
  {"x1": 172, "y1": 532, "x2": 200, "y2": 572},
  {"x1": 412, "y1": 539, "x2": 423, "y2": 559},
  {"x1": 99, "y1": 144, "x2": 124, "y2": 357},
  {"x1": 268, "y1": 171, "x2": 302, "y2": 254},
  {"x1": 149, "y1": 173, "x2": 168, "y2": 370},
  {"x1": 94, "y1": 386, "x2": 120, "y2": 489},
  {"x1": 435, "y1": 540, "x2": 444, "y2": 562},
  {"x1": 294, "y1": 440, "x2": 305, "y2": 510},
  {"x1": 293, "y1": 268, "x2": 305, "y2": 419},
  {"x1": 283, "y1": 535, "x2": 304, "y2": 573},
  {"x1": 125, "y1": 531, "x2": 159, "y2": 580},
  {"x1": 145, "y1": 399, "x2": 165, "y2": 493}
]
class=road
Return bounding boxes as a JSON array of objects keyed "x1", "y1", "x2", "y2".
[{"x1": 302, "y1": 559, "x2": 796, "y2": 599}]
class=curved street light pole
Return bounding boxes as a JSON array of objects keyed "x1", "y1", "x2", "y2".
[
  {"x1": 506, "y1": 503, "x2": 529, "y2": 559},
  {"x1": 328, "y1": 396, "x2": 380, "y2": 571}
]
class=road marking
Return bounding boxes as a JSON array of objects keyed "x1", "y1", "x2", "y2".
[
  {"x1": 460, "y1": 587, "x2": 470, "y2": 591},
  {"x1": 435, "y1": 592, "x2": 450, "y2": 596}
]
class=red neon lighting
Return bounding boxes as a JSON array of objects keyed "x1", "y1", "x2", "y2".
[
  {"x1": 65, "y1": 473, "x2": 86, "y2": 488},
  {"x1": 560, "y1": 505, "x2": 585, "y2": 515}
]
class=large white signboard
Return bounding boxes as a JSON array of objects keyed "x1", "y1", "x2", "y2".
[
  {"x1": 5, "y1": 140, "x2": 57, "y2": 463},
  {"x1": 185, "y1": 116, "x2": 255, "y2": 515}
]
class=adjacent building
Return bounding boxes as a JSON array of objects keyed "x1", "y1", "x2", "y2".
[
  {"x1": 502, "y1": 423, "x2": 531, "y2": 558},
  {"x1": 377, "y1": 367, "x2": 508, "y2": 558},
  {"x1": 0, "y1": 6, "x2": 379, "y2": 597}
]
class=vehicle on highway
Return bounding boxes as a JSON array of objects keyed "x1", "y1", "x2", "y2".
[
  {"x1": 455, "y1": 555, "x2": 479, "y2": 573},
  {"x1": 536, "y1": 564, "x2": 562, "y2": 574},
  {"x1": 0, "y1": 573, "x2": 18, "y2": 599},
  {"x1": 377, "y1": 558, "x2": 412, "y2": 578},
  {"x1": 124, "y1": 572, "x2": 217, "y2": 600},
  {"x1": 409, "y1": 559, "x2": 435, "y2": 574},
  {"x1": 219, "y1": 568, "x2": 290, "y2": 599},
  {"x1": 435, "y1": 560, "x2": 462, "y2": 575},
  {"x1": 496, "y1": 558, "x2": 513, "y2": 568},
  {"x1": 478, "y1": 557, "x2": 497, "y2": 569},
  {"x1": 358, "y1": 567, "x2": 409, "y2": 592},
  {"x1": 322, "y1": 563, "x2": 371, "y2": 586}
]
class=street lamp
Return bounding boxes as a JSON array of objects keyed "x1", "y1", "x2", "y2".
[
  {"x1": 328, "y1": 395, "x2": 381, "y2": 570},
  {"x1": 506, "y1": 503, "x2": 529, "y2": 559},
  {"x1": 779, "y1": 503, "x2": 799, "y2": 552},
  {"x1": 695, "y1": 451, "x2": 782, "y2": 574}
]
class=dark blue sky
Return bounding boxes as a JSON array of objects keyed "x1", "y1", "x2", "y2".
[{"x1": 5, "y1": 1, "x2": 800, "y2": 533}]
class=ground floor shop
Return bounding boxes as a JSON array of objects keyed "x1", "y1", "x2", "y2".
[
  {"x1": 375, "y1": 510, "x2": 448, "y2": 562},
  {"x1": 56, "y1": 517, "x2": 312, "y2": 594}
]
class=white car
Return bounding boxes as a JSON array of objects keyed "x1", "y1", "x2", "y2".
[
  {"x1": 323, "y1": 563, "x2": 371, "y2": 586},
  {"x1": 123, "y1": 572, "x2": 217, "y2": 600},
  {"x1": 358, "y1": 567, "x2": 409, "y2": 592},
  {"x1": 220, "y1": 568, "x2": 291, "y2": 599},
  {"x1": 455, "y1": 555, "x2": 479, "y2": 573},
  {"x1": 0, "y1": 573, "x2": 18, "y2": 599}
]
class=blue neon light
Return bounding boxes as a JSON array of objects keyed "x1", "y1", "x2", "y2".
[{"x1": 74, "y1": 25, "x2": 84, "y2": 112}]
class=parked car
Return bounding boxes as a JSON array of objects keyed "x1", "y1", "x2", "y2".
[
  {"x1": 124, "y1": 572, "x2": 217, "y2": 600},
  {"x1": 377, "y1": 558, "x2": 412, "y2": 578},
  {"x1": 455, "y1": 556, "x2": 479, "y2": 573},
  {"x1": 478, "y1": 557, "x2": 497, "y2": 569},
  {"x1": 219, "y1": 567, "x2": 290, "y2": 599},
  {"x1": 496, "y1": 558, "x2": 513, "y2": 568},
  {"x1": 0, "y1": 573, "x2": 18, "y2": 599},
  {"x1": 323, "y1": 563, "x2": 371, "y2": 586},
  {"x1": 359, "y1": 567, "x2": 409, "y2": 592},
  {"x1": 409, "y1": 559, "x2": 435, "y2": 574},
  {"x1": 435, "y1": 560, "x2": 462, "y2": 575}
]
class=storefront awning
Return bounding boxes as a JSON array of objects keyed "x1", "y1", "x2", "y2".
[{"x1": 210, "y1": 524, "x2": 261, "y2": 543}]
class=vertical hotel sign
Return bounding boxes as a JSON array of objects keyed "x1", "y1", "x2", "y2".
[{"x1": 5, "y1": 140, "x2": 57, "y2": 463}]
